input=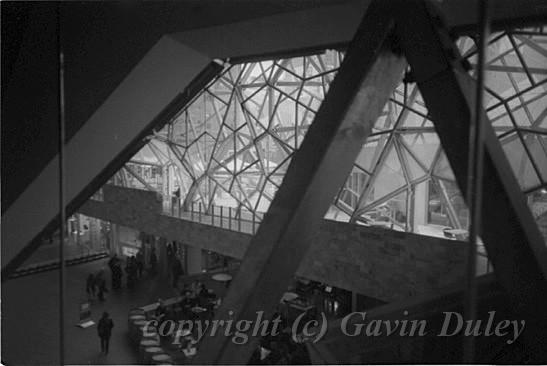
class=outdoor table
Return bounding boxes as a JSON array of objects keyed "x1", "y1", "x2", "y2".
[
  {"x1": 130, "y1": 308, "x2": 145, "y2": 315},
  {"x1": 211, "y1": 273, "x2": 232, "y2": 282},
  {"x1": 281, "y1": 292, "x2": 299, "y2": 303},
  {"x1": 142, "y1": 346, "x2": 163, "y2": 364},
  {"x1": 141, "y1": 296, "x2": 184, "y2": 317},
  {"x1": 152, "y1": 353, "x2": 173, "y2": 364},
  {"x1": 212, "y1": 273, "x2": 232, "y2": 288},
  {"x1": 131, "y1": 319, "x2": 148, "y2": 344},
  {"x1": 139, "y1": 339, "x2": 160, "y2": 360},
  {"x1": 142, "y1": 333, "x2": 160, "y2": 344},
  {"x1": 128, "y1": 314, "x2": 145, "y2": 330},
  {"x1": 143, "y1": 325, "x2": 157, "y2": 335}
]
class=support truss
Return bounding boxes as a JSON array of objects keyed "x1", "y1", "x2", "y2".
[
  {"x1": 197, "y1": 0, "x2": 547, "y2": 363},
  {"x1": 395, "y1": 0, "x2": 547, "y2": 313},
  {"x1": 195, "y1": 1, "x2": 406, "y2": 363}
]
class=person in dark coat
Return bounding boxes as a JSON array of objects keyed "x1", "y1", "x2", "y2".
[
  {"x1": 96, "y1": 270, "x2": 108, "y2": 301},
  {"x1": 112, "y1": 261, "x2": 123, "y2": 290},
  {"x1": 125, "y1": 256, "x2": 137, "y2": 290},
  {"x1": 86, "y1": 273, "x2": 96, "y2": 299},
  {"x1": 97, "y1": 312, "x2": 114, "y2": 354},
  {"x1": 108, "y1": 254, "x2": 122, "y2": 290},
  {"x1": 171, "y1": 259, "x2": 183, "y2": 288},
  {"x1": 135, "y1": 249, "x2": 144, "y2": 279},
  {"x1": 149, "y1": 247, "x2": 158, "y2": 276}
]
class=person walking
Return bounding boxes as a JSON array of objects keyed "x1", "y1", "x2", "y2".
[
  {"x1": 149, "y1": 247, "x2": 158, "y2": 276},
  {"x1": 97, "y1": 312, "x2": 114, "y2": 354},
  {"x1": 86, "y1": 273, "x2": 96, "y2": 299},
  {"x1": 112, "y1": 261, "x2": 122, "y2": 290},
  {"x1": 96, "y1": 270, "x2": 108, "y2": 301},
  {"x1": 108, "y1": 254, "x2": 122, "y2": 290},
  {"x1": 136, "y1": 249, "x2": 144, "y2": 279},
  {"x1": 125, "y1": 256, "x2": 137, "y2": 290},
  {"x1": 171, "y1": 258, "x2": 183, "y2": 288}
]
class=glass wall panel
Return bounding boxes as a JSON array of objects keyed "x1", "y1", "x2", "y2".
[{"x1": 100, "y1": 27, "x2": 546, "y2": 248}]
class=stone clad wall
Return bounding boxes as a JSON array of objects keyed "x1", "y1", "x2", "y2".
[
  {"x1": 83, "y1": 185, "x2": 249, "y2": 259},
  {"x1": 304, "y1": 221, "x2": 466, "y2": 301},
  {"x1": 80, "y1": 185, "x2": 466, "y2": 302}
]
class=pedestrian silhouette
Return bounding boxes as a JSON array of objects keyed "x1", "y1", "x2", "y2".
[{"x1": 97, "y1": 312, "x2": 114, "y2": 354}]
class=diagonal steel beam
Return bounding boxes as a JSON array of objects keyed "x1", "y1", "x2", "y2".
[
  {"x1": 195, "y1": 1, "x2": 406, "y2": 364},
  {"x1": 394, "y1": 0, "x2": 547, "y2": 353}
]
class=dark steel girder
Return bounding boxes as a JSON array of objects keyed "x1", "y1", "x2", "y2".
[
  {"x1": 311, "y1": 1, "x2": 547, "y2": 362},
  {"x1": 194, "y1": 1, "x2": 406, "y2": 363},
  {"x1": 307, "y1": 1, "x2": 547, "y2": 362},
  {"x1": 395, "y1": 0, "x2": 547, "y2": 316}
]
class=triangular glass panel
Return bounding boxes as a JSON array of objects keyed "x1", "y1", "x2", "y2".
[
  {"x1": 400, "y1": 108, "x2": 429, "y2": 127},
  {"x1": 355, "y1": 135, "x2": 388, "y2": 172},
  {"x1": 211, "y1": 165, "x2": 233, "y2": 192},
  {"x1": 401, "y1": 133, "x2": 439, "y2": 170},
  {"x1": 339, "y1": 166, "x2": 370, "y2": 211},
  {"x1": 501, "y1": 132, "x2": 541, "y2": 190},
  {"x1": 522, "y1": 133, "x2": 547, "y2": 182},
  {"x1": 272, "y1": 65, "x2": 302, "y2": 96},
  {"x1": 209, "y1": 76, "x2": 233, "y2": 104},
  {"x1": 400, "y1": 144, "x2": 428, "y2": 181},
  {"x1": 302, "y1": 76, "x2": 326, "y2": 103},
  {"x1": 324, "y1": 204, "x2": 351, "y2": 223},
  {"x1": 365, "y1": 144, "x2": 406, "y2": 204},
  {"x1": 488, "y1": 104, "x2": 515, "y2": 134}
]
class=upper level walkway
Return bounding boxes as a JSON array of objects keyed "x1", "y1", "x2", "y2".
[
  {"x1": 79, "y1": 185, "x2": 477, "y2": 303},
  {"x1": 165, "y1": 201, "x2": 262, "y2": 235}
]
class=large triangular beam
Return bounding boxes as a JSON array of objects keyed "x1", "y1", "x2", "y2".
[
  {"x1": 198, "y1": 0, "x2": 547, "y2": 363},
  {"x1": 395, "y1": 1, "x2": 547, "y2": 358},
  {"x1": 195, "y1": 1, "x2": 406, "y2": 363},
  {"x1": 395, "y1": 0, "x2": 547, "y2": 321},
  {"x1": 304, "y1": 0, "x2": 547, "y2": 362}
]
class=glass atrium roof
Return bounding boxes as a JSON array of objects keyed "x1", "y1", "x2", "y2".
[{"x1": 109, "y1": 27, "x2": 547, "y2": 241}]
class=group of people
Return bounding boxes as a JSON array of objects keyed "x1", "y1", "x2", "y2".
[
  {"x1": 106, "y1": 249, "x2": 151, "y2": 291},
  {"x1": 150, "y1": 281, "x2": 217, "y2": 328},
  {"x1": 85, "y1": 248, "x2": 162, "y2": 356},
  {"x1": 86, "y1": 248, "x2": 158, "y2": 302},
  {"x1": 120, "y1": 254, "x2": 142, "y2": 290},
  {"x1": 107, "y1": 254, "x2": 123, "y2": 290},
  {"x1": 180, "y1": 281, "x2": 217, "y2": 312},
  {"x1": 86, "y1": 270, "x2": 108, "y2": 301}
]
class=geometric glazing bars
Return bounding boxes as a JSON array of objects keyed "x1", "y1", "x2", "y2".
[{"x1": 113, "y1": 26, "x2": 547, "y2": 243}]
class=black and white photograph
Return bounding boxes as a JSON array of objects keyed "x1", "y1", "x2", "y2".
[{"x1": 1, "y1": 0, "x2": 547, "y2": 364}]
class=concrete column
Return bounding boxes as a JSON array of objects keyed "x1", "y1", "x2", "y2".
[
  {"x1": 111, "y1": 224, "x2": 120, "y2": 256},
  {"x1": 413, "y1": 181, "x2": 428, "y2": 232},
  {"x1": 158, "y1": 237, "x2": 168, "y2": 278},
  {"x1": 187, "y1": 245, "x2": 202, "y2": 274}
]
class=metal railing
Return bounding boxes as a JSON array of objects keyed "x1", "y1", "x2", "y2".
[
  {"x1": 160, "y1": 194, "x2": 494, "y2": 274},
  {"x1": 162, "y1": 196, "x2": 264, "y2": 234}
]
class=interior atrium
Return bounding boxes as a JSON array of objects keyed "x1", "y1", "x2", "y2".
[{"x1": 2, "y1": 0, "x2": 546, "y2": 364}]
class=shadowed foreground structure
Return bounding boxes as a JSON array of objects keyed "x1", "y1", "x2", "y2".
[{"x1": 2, "y1": 0, "x2": 547, "y2": 364}]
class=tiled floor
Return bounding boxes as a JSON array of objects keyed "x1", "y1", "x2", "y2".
[{"x1": 2, "y1": 258, "x2": 179, "y2": 365}]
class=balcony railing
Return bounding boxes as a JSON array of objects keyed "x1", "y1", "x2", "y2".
[{"x1": 162, "y1": 196, "x2": 264, "y2": 235}]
